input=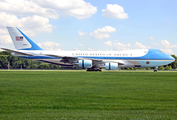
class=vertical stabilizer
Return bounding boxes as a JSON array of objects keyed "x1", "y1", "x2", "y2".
[{"x1": 7, "y1": 27, "x2": 43, "y2": 50}]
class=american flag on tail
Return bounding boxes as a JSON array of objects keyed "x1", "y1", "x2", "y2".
[{"x1": 16, "y1": 36, "x2": 23, "y2": 41}]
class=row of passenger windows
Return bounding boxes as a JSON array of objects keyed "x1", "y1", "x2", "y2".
[{"x1": 73, "y1": 53, "x2": 132, "y2": 56}]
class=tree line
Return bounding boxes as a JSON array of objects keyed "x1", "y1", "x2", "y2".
[
  {"x1": 0, "y1": 51, "x2": 62, "y2": 69},
  {"x1": 0, "y1": 51, "x2": 177, "y2": 70}
]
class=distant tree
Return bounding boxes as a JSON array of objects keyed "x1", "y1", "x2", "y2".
[
  {"x1": 165, "y1": 65, "x2": 172, "y2": 70},
  {"x1": 38, "y1": 63, "x2": 50, "y2": 69},
  {"x1": 158, "y1": 66, "x2": 165, "y2": 70},
  {"x1": 9, "y1": 56, "x2": 18, "y2": 68},
  {"x1": 146, "y1": 68, "x2": 151, "y2": 70},
  {"x1": 140, "y1": 67, "x2": 145, "y2": 70},
  {"x1": 32, "y1": 64, "x2": 38, "y2": 69},
  {"x1": 0, "y1": 55, "x2": 9, "y2": 68},
  {"x1": 0, "y1": 51, "x2": 11, "y2": 56},
  {"x1": 0, "y1": 51, "x2": 65, "y2": 69},
  {"x1": 134, "y1": 67, "x2": 139, "y2": 70},
  {"x1": 24, "y1": 59, "x2": 31, "y2": 69},
  {"x1": 171, "y1": 55, "x2": 177, "y2": 69}
]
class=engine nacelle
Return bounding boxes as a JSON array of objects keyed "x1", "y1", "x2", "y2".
[
  {"x1": 78, "y1": 60, "x2": 92, "y2": 68},
  {"x1": 105, "y1": 63, "x2": 118, "y2": 70}
]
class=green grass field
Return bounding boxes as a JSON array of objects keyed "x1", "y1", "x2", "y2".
[{"x1": 0, "y1": 70, "x2": 177, "y2": 120}]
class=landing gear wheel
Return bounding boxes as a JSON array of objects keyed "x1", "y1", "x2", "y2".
[
  {"x1": 86, "y1": 68, "x2": 102, "y2": 72},
  {"x1": 154, "y1": 66, "x2": 158, "y2": 72},
  {"x1": 86, "y1": 68, "x2": 92, "y2": 71}
]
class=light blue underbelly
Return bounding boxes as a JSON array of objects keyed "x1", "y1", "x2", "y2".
[{"x1": 137, "y1": 60, "x2": 173, "y2": 67}]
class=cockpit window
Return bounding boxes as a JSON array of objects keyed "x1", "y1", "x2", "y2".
[{"x1": 159, "y1": 51, "x2": 163, "y2": 53}]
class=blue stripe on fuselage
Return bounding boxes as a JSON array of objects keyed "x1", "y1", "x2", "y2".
[{"x1": 19, "y1": 56, "x2": 61, "y2": 59}]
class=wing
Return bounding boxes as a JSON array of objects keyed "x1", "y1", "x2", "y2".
[
  {"x1": 43, "y1": 53, "x2": 125, "y2": 65},
  {"x1": 43, "y1": 54, "x2": 78, "y2": 64},
  {"x1": 42, "y1": 54, "x2": 78, "y2": 59}
]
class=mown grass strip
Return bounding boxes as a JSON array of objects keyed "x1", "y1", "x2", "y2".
[{"x1": 0, "y1": 71, "x2": 177, "y2": 119}]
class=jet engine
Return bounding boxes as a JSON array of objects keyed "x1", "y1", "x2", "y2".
[
  {"x1": 78, "y1": 60, "x2": 92, "y2": 68},
  {"x1": 105, "y1": 63, "x2": 118, "y2": 70}
]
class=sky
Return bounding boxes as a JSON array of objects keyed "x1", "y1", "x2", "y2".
[{"x1": 0, "y1": 0, "x2": 177, "y2": 55}]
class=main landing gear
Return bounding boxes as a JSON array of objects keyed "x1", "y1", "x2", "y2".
[
  {"x1": 86, "y1": 68, "x2": 102, "y2": 71},
  {"x1": 154, "y1": 66, "x2": 158, "y2": 72}
]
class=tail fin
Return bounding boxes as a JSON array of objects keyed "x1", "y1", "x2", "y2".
[{"x1": 7, "y1": 27, "x2": 43, "y2": 50}]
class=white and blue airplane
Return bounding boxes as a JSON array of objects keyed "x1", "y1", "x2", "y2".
[{"x1": 1, "y1": 27, "x2": 175, "y2": 72}]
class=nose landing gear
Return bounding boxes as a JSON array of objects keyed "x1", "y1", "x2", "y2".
[{"x1": 154, "y1": 66, "x2": 158, "y2": 72}]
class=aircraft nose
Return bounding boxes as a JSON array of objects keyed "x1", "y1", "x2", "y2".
[{"x1": 170, "y1": 56, "x2": 175, "y2": 61}]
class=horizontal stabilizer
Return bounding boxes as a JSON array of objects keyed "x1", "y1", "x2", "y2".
[{"x1": 1, "y1": 48, "x2": 34, "y2": 56}]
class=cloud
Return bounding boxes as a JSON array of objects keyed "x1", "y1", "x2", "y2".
[
  {"x1": 78, "y1": 30, "x2": 86, "y2": 36},
  {"x1": 0, "y1": 0, "x2": 59, "y2": 19},
  {"x1": 113, "y1": 41, "x2": 131, "y2": 50},
  {"x1": 33, "y1": 0, "x2": 97, "y2": 19},
  {"x1": 0, "y1": 0, "x2": 97, "y2": 19},
  {"x1": 0, "y1": 0, "x2": 97, "y2": 36},
  {"x1": 72, "y1": 47, "x2": 80, "y2": 51},
  {"x1": 79, "y1": 44, "x2": 84, "y2": 47},
  {"x1": 19, "y1": 15, "x2": 53, "y2": 35},
  {"x1": 104, "y1": 41, "x2": 112, "y2": 46},
  {"x1": 161, "y1": 49, "x2": 174, "y2": 55},
  {"x1": 153, "y1": 39, "x2": 177, "y2": 48},
  {"x1": 0, "y1": 0, "x2": 97, "y2": 38},
  {"x1": 88, "y1": 48, "x2": 93, "y2": 51},
  {"x1": 90, "y1": 26, "x2": 116, "y2": 39},
  {"x1": 161, "y1": 39, "x2": 170, "y2": 46},
  {"x1": 104, "y1": 40, "x2": 131, "y2": 50},
  {"x1": 135, "y1": 42, "x2": 151, "y2": 49},
  {"x1": 104, "y1": 41, "x2": 152, "y2": 50},
  {"x1": 0, "y1": 12, "x2": 53, "y2": 36},
  {"x1": 0, "y1": 12, "x2": 19, "y2": 34},
  {"x1": 0, "y1": 35, "x2": 14, "y2": 49},
  {"x1": 150, "y1": 36, "x2": 154, "y2": 39},
  {"x1": 102, "y1": 4, "x2": 128, "y2": 19},
  {"x1": 0, "y1": 35, "x2": 12, "y2": 44},
  {"x1": 38, "y1": 41, "x2": 62, "y2": 51}
]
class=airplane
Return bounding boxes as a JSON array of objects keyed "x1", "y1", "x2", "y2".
[{"x1": 0, "y1": 27, "x2": 175, "y2": 72}]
